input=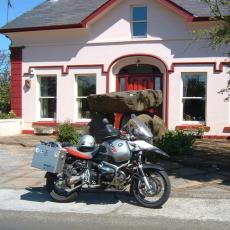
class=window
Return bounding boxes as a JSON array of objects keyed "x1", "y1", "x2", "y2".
[
  {"x1": 39, "y1": 76, "x2": 57, "y2": 119},
  {"x1": 76, "y1": 76, "x2": 96, "y2": 119},
  {"x1": 132, "y1": 6, "x2": 147, "y2": 37},
  {"x1": 182, "y1": 73, "x2": 206, "y2": 122}
]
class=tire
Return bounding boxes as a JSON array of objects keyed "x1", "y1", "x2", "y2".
[
  {"x1": 131, "y1": 169, "x2": 171, "y2": 208},
  {"x1": 46, "y1": 173, "x2": 78, "y2": 203}
]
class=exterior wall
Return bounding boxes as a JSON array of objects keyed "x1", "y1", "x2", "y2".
[
  {"x1": 169, "y1": 65, "x2": 229, "y2": 135},
  {"x1": 5, "y1": 0, "x2": 230, "y2": 135},
  {"x1": 22, "y1": 67, "x2": 106, "y2": 130}
]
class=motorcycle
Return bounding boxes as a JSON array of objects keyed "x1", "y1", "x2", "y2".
[{"x1": 32, "y1": 114, "x2": 171, "y2": 208}]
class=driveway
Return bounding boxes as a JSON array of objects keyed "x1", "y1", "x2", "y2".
[{"x1": 0, "y1": 141, "x2": 230, "y2": 229}]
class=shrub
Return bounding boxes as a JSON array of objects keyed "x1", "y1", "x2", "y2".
[
  {"x1": 157, "y1": 130, "x2": 196, "y2": 155},
  {"x1": 0, "y1": 111, "x2": 16, "y2": 119},
  {"x1": 57, "y1": 122, "x2": 79, "y2": 146}
]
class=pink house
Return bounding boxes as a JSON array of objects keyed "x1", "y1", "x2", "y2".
[{"x1": 0, "y1": 0, "x2": 229, "y2": 137}]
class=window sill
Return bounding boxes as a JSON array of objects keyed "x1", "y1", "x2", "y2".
[
  {"x1": 223, "y1": 126, "x2": 230, "y2": 133},
  {"x1": 32, "y1": 121, "x2": 89, "y2": 128},
  {"x1": 176, "y1": 124, "x2": 210, "y2": 132},
  {"x1": 33, "y1": 121, "x2": 57, "y2": 127}
]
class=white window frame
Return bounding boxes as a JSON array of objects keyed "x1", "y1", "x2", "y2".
[
  {"x1": 181, "y1": 72, "x2": 207, "y2": 124},
  {"x1": 131, "y1": 5, "x2": 148, "y2": 38},
  {"x1": 37, "y1": 75, "x2": 57, "y2": 121},
  {"x1": 76, "y1": 74, "x2": 96, "y2": 121}
]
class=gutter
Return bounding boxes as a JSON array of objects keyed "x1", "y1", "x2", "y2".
[{"x1": 0, "y1": 23, "x2": 83, "y2": 33}]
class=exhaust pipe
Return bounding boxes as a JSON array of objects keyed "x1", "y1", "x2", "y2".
[{"x1": 67, "y1": 176, "x2": 81, "y2": 186}]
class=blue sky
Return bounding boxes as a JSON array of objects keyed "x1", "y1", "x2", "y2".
[{"x1": 0, "y1": 0, "x2": 45, "y2": 51}]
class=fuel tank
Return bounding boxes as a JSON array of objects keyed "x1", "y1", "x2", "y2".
[{"x1": 94, "y1": 138, "x2": 131, "y2": 163}]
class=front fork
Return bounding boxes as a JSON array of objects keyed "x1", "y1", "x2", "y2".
[{"x1": 137, "y1": 152, "x2": 151, "y2": 191}]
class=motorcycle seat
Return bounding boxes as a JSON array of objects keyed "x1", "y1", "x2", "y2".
[{"x1": 64, "y1": 146, "x2": 99, "y2": 160}]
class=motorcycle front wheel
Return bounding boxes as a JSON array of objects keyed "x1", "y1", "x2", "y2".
[
  {"x1": 46, "y1": 172, "x2": 78, "y2": 203},
  {"x1": 131, "y1": 168, "x2": 171, "y2": 208}
]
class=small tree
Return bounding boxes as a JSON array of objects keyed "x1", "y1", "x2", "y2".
[
  {"x1": 196, "y1": 0, "x2": 230, "y2": 100},
  {"x1": 200, "y1": 0, "x2": 230, "y2": 51},
  {"x1": 0, "y1": 50, "x2": 11, "y2": 115}
]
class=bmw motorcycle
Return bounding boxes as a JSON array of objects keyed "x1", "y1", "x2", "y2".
[{"x1": 33, "y1": 114, "x2": 171, "y2": 208}]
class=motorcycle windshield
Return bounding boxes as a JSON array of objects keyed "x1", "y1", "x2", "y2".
[{"x1": 129, "y1": 114, "x2": 153, "y2": 141}]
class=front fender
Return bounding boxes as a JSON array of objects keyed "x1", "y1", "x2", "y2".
[
  {"x1": 142, "y1": 164, "x2": 164, "y2": 171},
  {"x1": 132, "y1": 164, "x2": 164, "y2": 180},
  {"x1": 130, "y1": 163, "x2": 165, "y2": 194}
]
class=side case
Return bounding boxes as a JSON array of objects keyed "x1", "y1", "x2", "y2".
[{"x1": 31, "y1": 142, "x2": 66, "y2": 173}]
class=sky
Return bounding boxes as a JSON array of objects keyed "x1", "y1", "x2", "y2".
[{"x1": 0, "y1": 0, "x2": 45, "y2": 51}]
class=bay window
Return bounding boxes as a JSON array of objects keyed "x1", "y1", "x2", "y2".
[{"x1": 182, "y1": 73, "x2": 206, "y2": 122}]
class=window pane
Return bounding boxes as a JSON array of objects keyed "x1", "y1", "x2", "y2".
[
  {"x1": 40, "y1": 77, "x2": 56, "y2": 97},
  {"x1": 77, "y1": 76, "x2": 96, "y2": 97},
  {"x1": 77, "y1": 98, "x2": 91, "y2": 119},
  {"x1": 183, "y1": 99, "x2": 205, "y2": 121},
  {"x1": 155, "y1": 77, "x2": 161, "y2": 90},
  {"x1": 120, "y1": 78, "x2": 125, "y2": 91},
  {"x1": 40, "y1": 98, "x2": 56, "y2": 118},
  {"x1": 133, "y1": 22, "x2": 147, "y2": 37},
  {"x1": 133, "y1": 7, "x2": 147, "y2": 21},
  {"x1": 183, "y1": 74, "x2": 206, "y2": 97}
]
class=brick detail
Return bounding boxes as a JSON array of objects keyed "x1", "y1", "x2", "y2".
[
  {"x1": 176, "y1": 125, "x2": 210, "y2": 132},
  {"x1": 10, "y1": 47, "x2": 23, "y2": 117},
  {"x1": 223, "y1": 126, "x2": 230, "y2": 133}
]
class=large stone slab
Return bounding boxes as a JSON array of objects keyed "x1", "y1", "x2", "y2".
[{"x1": 88, "y1": 89, "x2": 162, "y2": 113}]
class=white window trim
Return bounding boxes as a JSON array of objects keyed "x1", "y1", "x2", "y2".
[
  {"x1": 75, "y1": 74, "x2": 96, "y2": 121},
  {"x1": 37, "y1": 75, "x2": 57, "y2": 121},
  {"x1": 131, "y1": 5, "x2": 148, "y2": 38},
  {"x1": 181, "y1": 72, "x2": 207, "y2": 124}
]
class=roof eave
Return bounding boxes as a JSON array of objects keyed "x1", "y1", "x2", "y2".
[
  {"x1": 192, "y1": 16, "x2": 211, "y2": 22},
  {"x1": 0, "y1": 23, "x2": 83, "y2": 33},
  {"x1": 0, "y1": 0, "x2": 215, "y2": 34}
]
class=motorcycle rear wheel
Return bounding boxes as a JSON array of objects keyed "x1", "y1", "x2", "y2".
[
  {"x1": 46, "y1": 172, "x2": 78, "y2": 203},
  {"x1": 131, "y1": 169, "x2": 171, "y2": 208}
]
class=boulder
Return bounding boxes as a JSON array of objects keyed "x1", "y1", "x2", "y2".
[
  {"x1": 87, "y1": 89, "x2": 162, "y2": 113},
  {"x1": 126, "y1": 114, "x2": 168, "y2": 143}
]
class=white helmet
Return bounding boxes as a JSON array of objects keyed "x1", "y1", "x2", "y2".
[{"x1": 79, "y1": 135, "x2": 95, "y2": 151}]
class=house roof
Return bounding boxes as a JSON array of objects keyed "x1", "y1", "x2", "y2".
[
  {"x1": 1, "y1": 0, "x2": 229, "y2": 33},
  {"x1": 171, "y1": 0, "x2": 229, "y2": 17}
]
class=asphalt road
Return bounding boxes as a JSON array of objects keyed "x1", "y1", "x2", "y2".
[{"x1": 0, "y1": 210, "x2": 230, "y2": 230}]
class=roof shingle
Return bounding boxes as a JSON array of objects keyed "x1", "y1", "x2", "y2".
[{"x1": 1, "y1": 0, "x2": 230, "y2": 31}]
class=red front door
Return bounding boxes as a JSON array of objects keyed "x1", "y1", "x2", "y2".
[
  {"x1": 116, "y1": 73, "x2": 163, "y2": 118},
  {"x1": 115, "y1": 65, "x2": 164, "y2": 128},
  {"x1": 126, "y1": 74, "x2": 154, "y2": 91}
]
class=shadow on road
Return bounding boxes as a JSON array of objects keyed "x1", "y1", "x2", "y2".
[
  {"x1": 20, "y1": 186, "x2": 136, "y2": 205},
  {"x1": 21, "y1": 187, "x2": 52, "y2": 202}
]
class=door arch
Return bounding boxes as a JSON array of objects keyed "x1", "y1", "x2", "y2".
[
  {"x1": 107, "y1": 54, "x2": 169, "y2": 127},
  {"x1": 117, "y1": 64, "x2": 163, "y2": 91},
  {"x1": 117, "y1": 64, "x2": 163, "y2": 118}
]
